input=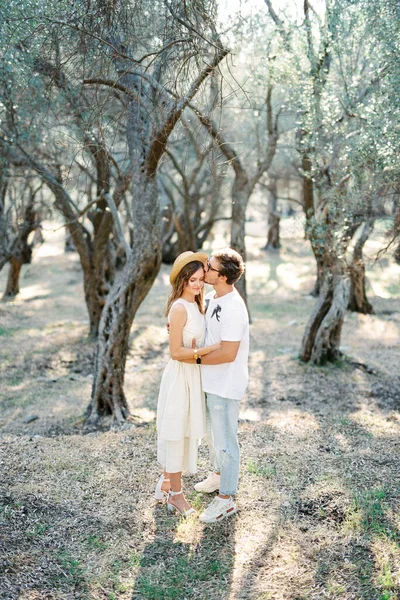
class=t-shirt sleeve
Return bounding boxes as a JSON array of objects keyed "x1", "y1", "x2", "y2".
[{"x1": 220, "y1": 303, "x2": 247, "y2": 342}]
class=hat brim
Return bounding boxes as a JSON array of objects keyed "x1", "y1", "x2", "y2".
[{"x1": 169, "y1": 252, "x2": 208, "y2": 284}]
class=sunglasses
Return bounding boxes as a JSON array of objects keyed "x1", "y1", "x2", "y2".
[{"x1": 207, "y1": 260, "x2": 221, "y2": 274}]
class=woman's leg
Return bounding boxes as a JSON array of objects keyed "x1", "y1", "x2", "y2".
[
  {"x1": 162, "y1": 471, "x2": 171, "y2": 494},
  {"x1": 168, "y1": 471, "x2": 193, "y2": 513}
]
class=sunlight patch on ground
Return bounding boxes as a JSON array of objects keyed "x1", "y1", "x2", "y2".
[
  {"x1": 371, "y1": 537, "x2": 400, "y2": 590},
  {"x1": 18, "y1": 283, "x2": 51, "y2": 301},
  {"x1": 129, "y1": 407, "x2": 156, "y2": 423},
  {"x1": 370, "y1": 281, "x2": 395, "y2": 299},
  {"x1": 242, "y1": 526, "x2": 316, "y2": 599},
  {"x1": 248, "y1": 260, "x2": 316, "y2": 299},
  {"x1": 276, "y1": 262, "x2": 314, "y2": 291},
  {"x1": 50, "y1": 394, "x2": 90, "y2": 416},
  {"x1": 132, "y1": 324, "x2": 167, "y2": 345},
  {"x1": 239, "y1": 407, "x2": 261, "y2": 421},
  {"x1": 173, "y1": 515, "x2": 203, "y2": 546},
  {"x1": 334, "y1": 433, "x2": 352, "y2": 451},
  {"x1": 246, "y1": 349, "x2": 268, "y2": 404},
  {"x1": 34, "y1": 241, "x2": 65, "y2": 258},
  {"x1": 266, "y1": 410, "x2": 321, "y2": 435},
  {"x1": 356, "y1": 315, "x2": 399, "y2": 344},
  {"x1": 247, "y1": 262, "x2": 271, "y2": 280},
  {"x1": 349, "y1": 410, "x2": 400, "y2": 437},
  {"x1": 367, "y1": 260, "x2": 400, "y2": 298},
  {"x1": 230, "y1": 513, "x2": 281, "y2": 596}
]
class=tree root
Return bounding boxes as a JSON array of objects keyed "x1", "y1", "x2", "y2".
[{"x1": 348, "y1": 359, "x2": 378, "y2": 375}]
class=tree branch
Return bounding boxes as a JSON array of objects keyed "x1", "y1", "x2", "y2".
[
  {"x1": 83, "y1": 78, "x2": 140, "y2": 102},
  {"x1": 263, "y1": 0, "x2": 291, "y2": 50},
  {"x1": 146, "y1": 47, "x2": 229, "y2": 176},
  {"x1": 188, "y1": 103, "x2": 246, "y2": 180},
  {"x1": 165, "y1": 4, "x2": 224, "y2": 51},
  {"x1": 103, "y1": 192, "x2": 131, "y2": 257}
]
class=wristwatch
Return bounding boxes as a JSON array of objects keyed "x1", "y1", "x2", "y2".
[{"x1": 196, "y1": 356, "x2": 202, "y2": 364}]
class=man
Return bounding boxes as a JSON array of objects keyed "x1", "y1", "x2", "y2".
[{"x1": 195, "y1": 248, "x2": 249, "y2": 524}]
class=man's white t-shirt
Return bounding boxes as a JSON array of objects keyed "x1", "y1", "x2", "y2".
[{"x1": 201, "y1": 288, "x2": 249, "y2": 400}]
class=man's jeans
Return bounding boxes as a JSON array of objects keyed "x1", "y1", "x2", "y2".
[{"x1": 205, "y1": 393, "x2": 240, "y2": 496}]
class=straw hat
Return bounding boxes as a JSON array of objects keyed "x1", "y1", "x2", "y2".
[{"x1": 169, "y1": 251, "x2": 208, "y2": 284}]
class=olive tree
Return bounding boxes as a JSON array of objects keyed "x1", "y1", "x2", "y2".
[
  {"x1": 80, "y1": 0, "x2": 229, "y2": 422},
  {"x1": 0, "y1": 0, "x2": 135, "y2": 334},
  {"x1": 263, "y1": 0, "x2": 399, "y2": 363}
]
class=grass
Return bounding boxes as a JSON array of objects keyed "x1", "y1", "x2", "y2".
[
  {"x1": 347, "y1": 488, "x2": 400, "y2": 541},
  {"x1": 53, "y1": 551, "x2": 87, "y2": 589},
  {"x1": 1, "y1": 226, "x2": 400, "y2": 599},
  {"x1": 247, "y1": 459, "x2": 276, "y2": 479},
  {"x1": 85, "y1": 535, "x2": 108, "y2": 551},
  {"x1": 0, "y1": 326, "x2": 17, "y2": 337},
  {"x1": 133, "y1": 550, "x2": 232, "y2": 599},
  {"x1": 25, "y1": 521, "x2": 49, "y2": 538}
]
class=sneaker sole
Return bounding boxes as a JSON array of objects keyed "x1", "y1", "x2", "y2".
[
  {"x1": 194, "y1": 485, "x2": 220, "y2": 494},
  {"x1": 199, "y1": 505, "x2": 238, "y2": 524}
]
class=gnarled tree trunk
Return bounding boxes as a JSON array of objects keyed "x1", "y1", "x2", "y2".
[
  {"x1": 301, "y1": 152, "x2": 325, "y2": 296},
  {"x1": 2, "y1": 249, "x2": 31, "y2": 300},
  {"x1": 3, "y1": 257, "x2": 23, "y2": 299},
  {"x1": 263, "y1": 180, "x2": 280, "y2": 250},
  {"x1": 86, "y1": 45, "x2": 229, "y2": 423},
  {"x1": 231, "y1": 178, "x2": 250, "y2": 307},
  {"x1": 2, "y1": 193, "x2": 37, "y2": 301},
  {"x1": 300, "y1": 260, "x2": 350, "y2": 364},
  {"x1": 88, "y1": 176, "x2": 161, "y2": 423},
  {"x1": 348, "y1": 219, "x2": 374, "y2": 314},
  {"x1": 393, "y1": 198, "x2": 400, "y2": 264}
]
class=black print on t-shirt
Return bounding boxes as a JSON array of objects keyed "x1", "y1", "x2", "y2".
[
  {"x1": 205, "y1": 299, "x2": 210, "y2": 312},
  {"x1": 211, "y1": 304, "x2": 222, "y2": 321}
]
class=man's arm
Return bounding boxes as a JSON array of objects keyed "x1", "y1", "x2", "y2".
[{"x1": 201, "y1": 340, "x2": 240, "y2": 364}]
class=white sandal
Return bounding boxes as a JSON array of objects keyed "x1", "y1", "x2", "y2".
[
  {"x1": 167, "y1": 490, "x2": 195, "y2": 518},
  {"x1": 154, "y1": 475, "x2": 170, "y2": 501}
]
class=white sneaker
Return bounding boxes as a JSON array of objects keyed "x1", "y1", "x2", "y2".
[
  {"x1": 194, "y1": 472, "x2": 220, "y2": 494},
  {"x1": 199, "y1": 496, "x2": 238, "y2": 524}
]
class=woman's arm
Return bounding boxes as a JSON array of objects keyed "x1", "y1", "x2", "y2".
[{"x1": 169, "y1": 304, "x2": 220, "y2": 361}]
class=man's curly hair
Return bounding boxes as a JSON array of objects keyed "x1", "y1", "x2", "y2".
[{"x1": 212, "y1": 248, "x2": 245, "y2": 285}]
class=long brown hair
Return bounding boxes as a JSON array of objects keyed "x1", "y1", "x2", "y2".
[{"x1": 165, "y1": 261, "x2": 205, "y2": 317}]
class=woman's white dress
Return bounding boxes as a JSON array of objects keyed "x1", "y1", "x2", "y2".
[{"x1": 156, "y1": 298, "x2": 206, "y2": 474}]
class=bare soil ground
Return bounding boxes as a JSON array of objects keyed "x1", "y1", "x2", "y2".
[{"x1": 1, "y1": 219, "x2": 400, "y2": 600}]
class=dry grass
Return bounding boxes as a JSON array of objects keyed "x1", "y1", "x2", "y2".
[{"x1": 1, "y1": 219, "x2": 400, "y2": 600}]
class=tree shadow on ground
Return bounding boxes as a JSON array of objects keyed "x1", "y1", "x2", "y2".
[
  {"x1": 131, "y1": 499, "x2": 237, "y2": 600},
  {"x1": 299, "y1": 479, "x2": 400, "y2": 599},
  {"x1": 0, "y1": 491, "x2": 102, "y2": 598},
  {"x1": 238, "y1": 358, "x2": 400, "y2": 599}
]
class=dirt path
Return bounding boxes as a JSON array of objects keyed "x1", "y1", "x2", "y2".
[{"x1": 1, "y1": 222, "x2": 400, "y2": 599}]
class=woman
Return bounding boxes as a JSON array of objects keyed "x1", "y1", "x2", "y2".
[{"x1": 155, "y1": 251, "x2": 220, "y2": 517}]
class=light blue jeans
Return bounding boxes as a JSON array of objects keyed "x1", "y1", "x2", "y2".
[{"x1": 206, "y1": 393, "x2": 240, "y2": 496}]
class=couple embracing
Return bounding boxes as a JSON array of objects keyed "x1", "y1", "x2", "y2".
[{"x1": 155, "y1": 248, "x2": 249, "y2": 524}]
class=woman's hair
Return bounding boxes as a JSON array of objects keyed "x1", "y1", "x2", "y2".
[{"x1": 165, "y1": 260, "x2": 205, "y2": 317}]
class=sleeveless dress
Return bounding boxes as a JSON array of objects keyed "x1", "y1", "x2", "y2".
[{"x1": 156, "y1": 298, "x2": 206, "y2": 474}]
